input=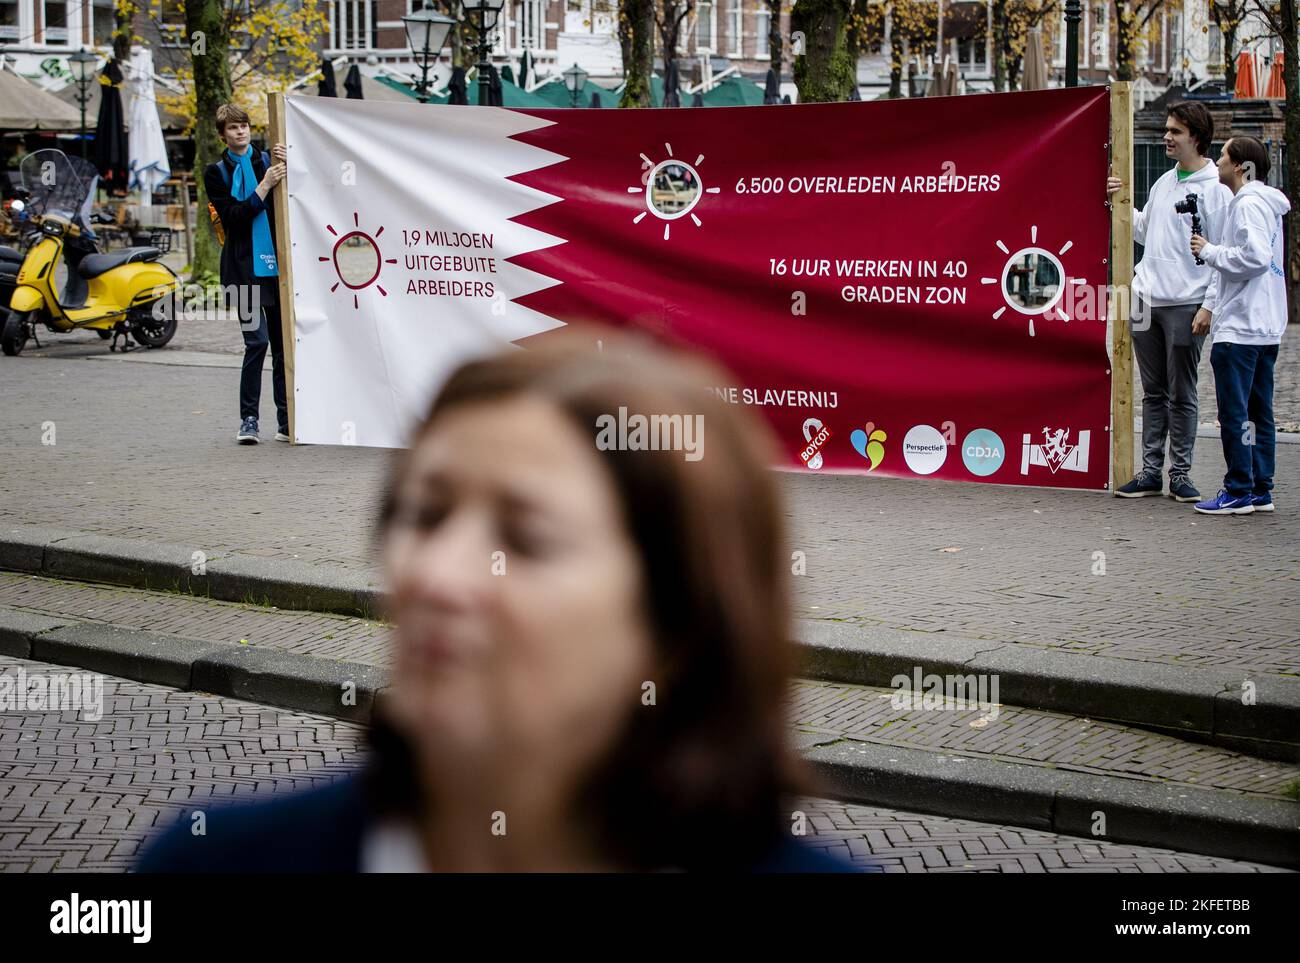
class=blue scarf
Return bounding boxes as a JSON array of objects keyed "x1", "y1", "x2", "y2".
[{"x1": 229, "y1": 148, "x2": 278, "y2": 278}]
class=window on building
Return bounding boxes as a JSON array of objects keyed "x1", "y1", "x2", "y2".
[
  {"x1": 728, "y1": 0, "x2": 742, "y2": 56},
  {"x1": 957, "y1": 37, "x2": 986, "y2": 69},
  {"x1": 92, "y1": 0, "x2": 116, "y2": 47},
  {"x1": 517, "y1": 0, "x2": 545, "y2": 49},
  {"x1": 1090, "y1": 3, "x2": 1108, "y2": 68},
  {"x1": 755, "y1": 4, "x2": 769, "y2": 59},
  {"x1": 0, "y1": 0, "x2": 18, "y2": 42},
  {"x1": 44, "y1": 0, "x2": 69, "y2": 44},
  {"x1": 330, "y1": 0, "x2": 377, "y2": 50},
  {"x1": 697, "y1": 1, "x2": 714, "y2": 52}
]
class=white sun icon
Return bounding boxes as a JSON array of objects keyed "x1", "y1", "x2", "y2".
[
  {"x1": 626, "y1": 143, "x2": 722, "y2": 240},
  {"x1": 980, "y1": 225, "x2": 1086, "y2": 336}
]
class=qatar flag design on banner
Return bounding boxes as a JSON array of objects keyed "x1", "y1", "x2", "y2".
[{"x1": 285, "y1": 87, "x2": 1112, "y2": 489}]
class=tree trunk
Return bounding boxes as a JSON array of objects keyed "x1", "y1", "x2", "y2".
[
  {"x1": 620, "y1": 0, "x2": 656, "y2": 106},
  {"x1": 1115, "y1": 1, "x2": 1136, "y2": 82},
  {"x1": 112, "y1": 1, "x2": 133, "y2": 62},
  {"x1": 791, "y1": 0, "x2": 856, "y2": 102},
  {"x1": 888, "y1": 13, "x2": 903, "y2": 97},
  {"x1": 992, "y1": 0, "x2": 1007, "y2": 91},
  {"x1": 187, "y1": 0, "x2": 233, "y2": 283}
]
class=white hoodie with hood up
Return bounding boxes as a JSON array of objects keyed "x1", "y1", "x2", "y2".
[
  {"x1": 1132, "y1": 161, "x2": 1233, "y2": 306},
  {"x1": 1200, "y1": 181, "x2": 1292, "y2": 346}
]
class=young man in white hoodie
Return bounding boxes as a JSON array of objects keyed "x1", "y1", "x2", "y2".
[
  {"x1": 1189, "y1": 136, "x2": 1292, "y2": 515},
  {"x1": 1108, "y1": 103, "x2": 1232, "y2": 502}
]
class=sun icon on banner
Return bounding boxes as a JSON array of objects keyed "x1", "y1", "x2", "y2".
[
  {"x1": 626, "y1": 143, "x2": 722, "y2": 241},
  {"x1": 319, "y1": 212, "x2": 397, "y2": 310},
  {"x1": 980, "y1": 225, "x2": 1086, "y2": 336}
]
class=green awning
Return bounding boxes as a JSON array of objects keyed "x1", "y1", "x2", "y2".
[
  {"x1": 530, "y1": 78, "x2": 621, "y2": 108},
  {"x1": 700, "y1": 75, "x2": 766, "y2": 107}
]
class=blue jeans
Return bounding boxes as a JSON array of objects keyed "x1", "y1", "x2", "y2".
[
  {"x1": 1210, "y1": 342, "x2": 1278, "y2": 497},
  {"x1": 239, "y1": 301, "x2": 287, "y2": 430}
]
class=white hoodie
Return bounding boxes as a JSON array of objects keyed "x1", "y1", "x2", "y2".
[
  {"x1": 1201, "y1": 181, "x2": 1292, "y2": 346},
  {"x1": 1132, "y1": 162, "x2": 1233, "y2": 306}
]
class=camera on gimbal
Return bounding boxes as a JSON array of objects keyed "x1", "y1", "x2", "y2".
[{"x1": 1174, "y1": 192, "x2": 1204, "y2": 265}]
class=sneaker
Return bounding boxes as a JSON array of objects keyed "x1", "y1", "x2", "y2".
[
  {"x1": 1251, "y1": 493, "x2": 1275, "y2": 512},
  {"x1": 236, "y1": 417, "x2": 260, "y2": 445},
  {"x1": 1193, "y1": 490, "x2": 1255, "y2": 515},
  {"x1": 1168, "y1": 475, "x2": 1201, "y2": 503},
  {"x1": 274, "y1": 430, "x2": 290, "y2": 443},
  {"x1": 1115, "y1": 471, "x2": 1162, "y2": 497}
]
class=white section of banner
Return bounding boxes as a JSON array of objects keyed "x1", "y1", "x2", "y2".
[{"x1": 285, "y1": 97, "x2": 568, "y2": 447}]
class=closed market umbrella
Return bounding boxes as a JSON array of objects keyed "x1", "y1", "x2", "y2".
[
  {"x1": 519, "y1": 49, "x2": 534, "y2": 89},
  {"x1": 763, "y1": 66, "x2": 780, "y2": 104},
  {"x1": 664, "y1": 60, "x2": 680, "y2": 108},
  {"x1": 344, "y1": 64, "x2": 364, "y2": 99},
  {"x1": 692, "y1": 91, "x2": 705, "y2": 107},
  {"x1": 448, "y1": 66, "x2": 469, "y2": 105},
  {"x1": 1234, "y1": 51, "x2": 1257, "y2": 98},
  {"x1": 590, "y1": 90, "x2": 601, "y2": 108},
  {"x1": 126, "y1": 48, "x2": 170, "y2": 198},
  {"x1": 1021, "y1": 27, "x2": 1047, "y2": 91},
  {"x1": 489, "y1": 64, "x2": 504, "y2": 106},
  {"x1": 1263, "y1": 53, "x2": 1284, "y2": 98},
  {"x1": 501, "y1": 65, "x2": 515, "y2": 84},
  {"x1": 93, "y1": 58, "x2": 130, "y2": 194},
  {"x1": 318, "y1": 59, "x2": 338, "y2": 97}
]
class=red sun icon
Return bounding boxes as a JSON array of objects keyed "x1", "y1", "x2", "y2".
[{"x1": 319, "y1": 211, "x2": 397, "y2": 310}]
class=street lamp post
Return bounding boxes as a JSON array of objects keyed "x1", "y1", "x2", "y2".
[
  {"x1": 460, "y1": 0, "x2": 506, "y2": 106},
  {"x1": 68, "y1": 48, "x2": 98, "y2": 160},
  {"x1": 402, "y1": 3, "x2": 456, "y2": 103},
  {"x1": 1064, "y1": 0, "x2": 1081, "y2": 87},
  {"x1": 563, "y1": 63, "x2": 588, "y2": 108}
]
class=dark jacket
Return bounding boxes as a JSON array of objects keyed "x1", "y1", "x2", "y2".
[
  {"x1": 203, "y1": 147, "x2": 279, "y2": 305},
  {"x1": 136, "y1": 776, "x2": 857, "y2": 873}
]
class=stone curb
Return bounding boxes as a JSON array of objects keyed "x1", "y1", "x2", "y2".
[
  {"x1": 3, "y1": 524, "x2": 1298, "y2": 760},
  {"x1": 796, "y1": 619, "x2": 1300, "y2": 763},
  {"x1": 803, "y1": 738, "x2": 1300, "y2": 870},
  {"x1": 1, "y1": 523, "x2": 383, "y2": 619},
  {"x1": 0, "y1": 608, "x2": 381, "y2": 725}
]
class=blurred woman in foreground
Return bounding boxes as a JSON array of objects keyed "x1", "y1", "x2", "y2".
[{"x1": 140, "y1": 332, "x2": 851, "y2": 872}]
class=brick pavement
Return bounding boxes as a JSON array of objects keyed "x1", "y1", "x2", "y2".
[
  {"x1": 1, "y1": 351, "x2": 1297, "y2": 677},
  {"x1": 2, "y1": 573, "x2": 1295, "y2": 802},
  {"x1": 0, "y1": 654, "x2": 1284, "y2": 873}
]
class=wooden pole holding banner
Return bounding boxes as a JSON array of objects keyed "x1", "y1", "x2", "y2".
[
  {"x1": 268, "y1": 92, "x2": 297, "y2": 443},
  {"x1": 1109, "y1": 82, "x2": 1134, "y2": 490}
]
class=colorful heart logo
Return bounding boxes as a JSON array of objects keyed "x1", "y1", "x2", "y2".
[{"x1": 850, "y1": 422, "x2": 887, "y2": 470}]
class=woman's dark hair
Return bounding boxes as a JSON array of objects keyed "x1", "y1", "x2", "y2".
[
  {"x1": 1226, "y1": 135, "x2": 1270, "y2": 182},
  {"x1": 369, "y1": 329, "x2": 808, "y2": 870},
  {"x1": 1168, "y1": 102, "x2": 1214, "y2": 156}
]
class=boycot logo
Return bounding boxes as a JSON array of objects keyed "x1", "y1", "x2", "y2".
[
  {"x1": 902, "y1": 424, "x2": 947, "y2": 475},
  {"x1": 1020, "y1": 427, "x2": 1090, "y2": 475},
  {"x1": 961, "y1": 428, "x2": 1005, "y2": 476},
  {"x1": 800, "y1": 417, "x2": 831, "y2": 470},
  {"x1": 50, "y1": 893, "x2": 151, "y2": 943}
]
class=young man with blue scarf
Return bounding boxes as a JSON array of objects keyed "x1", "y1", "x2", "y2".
[{"x1": 204, "y1": 104, "x2": 289, "y2": 444}]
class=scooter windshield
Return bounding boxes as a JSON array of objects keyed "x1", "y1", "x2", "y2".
[{"x1": 19, "y1": 149, "x2": 95, "y2": 220}]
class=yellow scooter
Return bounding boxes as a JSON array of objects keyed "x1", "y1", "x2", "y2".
[{"x1": 1, "y1": 149, "x2": 180, "y2": 356}]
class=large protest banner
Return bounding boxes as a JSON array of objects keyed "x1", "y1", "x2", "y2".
[{"x1": 280, "y1": 86, "x2": 1114, "y2": 489}]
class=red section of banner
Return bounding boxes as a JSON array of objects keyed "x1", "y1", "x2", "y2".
[{"x1": 507, "y1": 88, "x2": 1112, "y2": 489}]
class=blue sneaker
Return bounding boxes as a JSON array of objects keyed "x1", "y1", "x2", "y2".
[
  {"x1": 1168, "y1": 474, "x2": 1201, "y2": 503},
  {"x1": 236, "y1": 417, "x2": 260, "y2": 444},
  {"x1": 1193, "y1": 490, "x2": 1255, "y2": 515},
  {"x1": 1115, "y1": 471, "x2": 1162, "y2": 498},
  {"x1": 1251, "y1": 493, "x2": 1274, "y2": 512}
]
